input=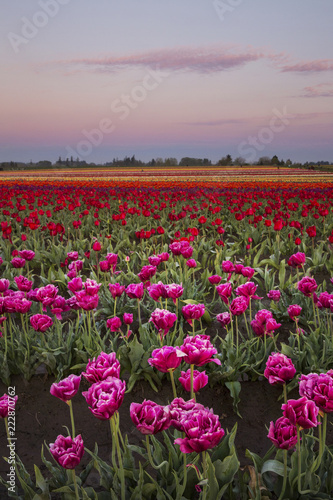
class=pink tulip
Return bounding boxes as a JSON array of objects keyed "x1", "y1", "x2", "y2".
[
  {"x1": 0, "y1": 393, "x2": 18, "y2": 418},
  {"x1": 82, "y1": 377, "x2": 126, "y2": 420},
  {"x1": 11, "y1": 257, "x2": 26, "y2": 268},
  {"x1": 149, "y1": 308, "x2": 177, "y2": 337},
  {"x1": 180, "y1": 335, "x2": 221, "y2": 366},
  {"x1": 107, "y1": 316, "x2": 122, "y2": 332},
  {"x1": 148, "y1": 346, "x2": 185, "y2": 373},
  {"x1": 82, "y1": 352, "x2": 121, "y2": 383},
  {"x1": 282, "y1": 397, "x2": 319, "y2": 429},
  {"x1": 126, "y1": 282, "x2": 144, "y2": 300},
  {"x1": 229, "y1": 296, "x2": 249, "y2": 316},
  {"x1": 109, "y1": 283, "x2": 125, "y2": 299},
  {"x1": 251, "y1": 309, "x2": 281, "y2": 337},
  {"x1": 208, "y1": 275, "x2": 222, "y2": 285},
  {"x1": 216, "y1": 312, "x2": 231, "y2": 327},
  {"x1": 50, "y1": 374, "x2": 81, "y2": 403},
  {"x1": 130, "y1": 400, "x2": 171, "y2": 434},
  {"x1": 182, "y1": 303, "x2": 205, "y2": 326},
  {"x1": 297, "y1": 276, "x2": 318, "y2": 297},
  {"x1": 49, "y1": 434, "x2": 84, "y2": 469},
  {"x1": 264, "y1": 353, "x2": 296, "y2": 385},
  {"x1": 288, "y1": 304, "x2": 302, "y2": 320},
  {"x1": 267, "y1": 290, "x2": 281, "y2": 302},
  {"x1": 216, "y1": 283, "x2": 233, "y2": 304},
  {"x1": 123, "y1": 313, "x2": 133, "y2": 325},
  {"x1": 30, "y1": 314, "x2": 53, "y2": 332},
  {"x1": 18, "y1": 250, "x2": 35, "y2": 261},
  {"x1": 268, "y1": 417, "x2": 298, "y2": 450},
  {"x1": 174, "y1": 408, "x2": 224, "y2": 453},
  {"x1": 179, "y1": 369, "x2": 208, "y2": 392},
  {"x1": 14, "y1": 275, "x2": 33, "y2": 293}
]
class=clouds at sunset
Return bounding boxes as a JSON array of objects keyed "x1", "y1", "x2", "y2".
[{"x1": 1, "y1": 0, "x2": 332, "y2": 163}]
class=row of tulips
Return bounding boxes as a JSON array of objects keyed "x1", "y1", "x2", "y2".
[{"x1": 1, "y1": 347, "x2": 333, "y2": 498}]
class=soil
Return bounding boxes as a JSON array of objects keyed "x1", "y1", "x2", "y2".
[{"x1": 2, "y1": 373, "x2": 333, "y2": 497}]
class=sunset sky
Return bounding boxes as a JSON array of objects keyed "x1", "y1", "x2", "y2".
[{"x1": 1, "y1": 0, "x2": 333, "y2": 164}]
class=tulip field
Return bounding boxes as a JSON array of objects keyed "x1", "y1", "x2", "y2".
[{"x1": 1, "y1": 168, "x2": 333, "y2": 499}]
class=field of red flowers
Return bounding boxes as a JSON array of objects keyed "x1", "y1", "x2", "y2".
[{"x1": 1, "y1": 171, "x2": 333, "y2": 499}]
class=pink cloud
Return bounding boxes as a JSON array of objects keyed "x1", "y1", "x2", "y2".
[
  {"x1": 40, "y1": 45, "x2": 284, "y2": 75},
  {"x1": 280, "y1": 59, "x2": 333, "y2": 73},
  {"x1": 300, "y1": 83, "x2": 333, "y2": 98}
]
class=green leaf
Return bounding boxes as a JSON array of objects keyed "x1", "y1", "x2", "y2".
[
  {"x1": 261, "y1": 459, "x2": 287, "y2": 476},
  {"x1": 225, "y1": 381, "x2": 241, "y2": 416}
]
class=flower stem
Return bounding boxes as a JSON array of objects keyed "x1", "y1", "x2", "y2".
[
  {"x1": 277, "y1": 449, "x2": 287, "y2": 500},
  {"x1": 202, "y1": 451, "x2": 208, "y2": 500},
  {"x1": 111, "y1": 414, "x2": 125, "y2": 500},
  {"x1": 168, "y1": 369, "x2": 178, "y2": 399},
  {"x1": 190, "y1": 364, "x2": 195, "y2": 400},
  {"x1": 137, "y1": 299, "x2": 141, "y2": 327},
  {"x1": 72, "y1": 469, "x2": 80, "y2": 500},
  {"x1": 283, "y1": 383, "x2": 287, "y2": 405},
  {"x1": 68, "y1": 400, "x2": 76, "y2": 439}
]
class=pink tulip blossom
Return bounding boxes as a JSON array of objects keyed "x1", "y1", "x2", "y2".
[
  {"x1": 251, "y1": 309, "x2": 281, "y2": 337},
  {"x1": 30, "y1": 314, "x2": 53, "y2": 332},
  {"x1": 282, "y1": 396, "x2": 319, "y2": 429},
  {"x1": 180, "y1": 335, "x2": 221, "y2": 366},
  {"x1": 149, "y1": 308, "x2": 177, "y2": 337},
  {"x1": 82, "y1": 351, "x2": 121, "y2": 383},
  {"x1": 264, "y1": 353, "x2": 296, "y2": 385},
  {"x1": 179, "y1": 369, "x2": 208, "y2": 392},
  {"x1": 82, "y1": 377, "x2": 126, "y2": 420},
  {"x1": 50, "y1": 374, "x2": 81, "y2": 403},
  {"x1": 49, "y1": 434, "x2": 84, "y2": 469},
  {"x1": 0, "y1": 393, "x2": 18, "y2": 418},
  {"x1": 268, "y1": 417, "x2": 298, "y2": 450},
  {"x1": 182, "y1": 303, "x2": 205, "y2": 326},
  {"x1": 130, "y1": 400, "x2": 171, "y2": 435},
  {"x1": 174, "y1": 408, "x2": 224, "y2": 453},
  {"x1": 148, "y1": 346, "x2": 185, "y2": 373}
]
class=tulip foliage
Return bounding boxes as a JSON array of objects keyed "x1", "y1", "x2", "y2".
[{"x1": 1, "y1": 178, "x2": 333, "y2": 497}]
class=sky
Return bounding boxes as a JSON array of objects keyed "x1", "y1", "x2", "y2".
[{"x1": 1, "y1": 0, "x2": 333, "y2": 164}]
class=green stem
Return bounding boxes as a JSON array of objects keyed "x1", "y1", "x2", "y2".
[
  {"x1": 277, "y1": 449, "x2": 288, "y2": 500},
  {"x1": 137, "y1": 299, "x2": 141, "y2": 327},
  {"x1": 111, "y1": 415, "x2": 125, "y2": 500},
  {"x1": 168, "y1": 369, "x2": 178, "y2": 399},
  {"x1": 190, "y1": 364, "x2": 195, "y2": 400},
  {"x1": 297, "y1": 426, "x2": 302, "y2": 493},
  {"x1": 110, "y1": 418, "x2": 117, "y2": 472},
  {"x1": 243, "y1": 312, "x2": 250, "y2": 339},
  {"x1": 68, "y1": 400, "x2": 76, "y2": 439},
  {"x1": 192, "y1": 321, "x2": 195, "y2": 337},
  {"x1": 202, "y1": 451, "x2": 208, "y2": 500},
  {"x1": 312, "y1": 294, "x2": 317, "y2": 329},
  {"x1": 283, "y1": 383, "x2": 287, "y2": 405},
  {"x1": 114, "y1": 297, "x2": 117, "y2": 317},
  {"x1": 235, "y1": 315, "x2": 239, "y2": 358},
  {"x1": 145, "y1": 434, "x2": 169, "y2": 470},
  {"x1": 72, "y1": 469, "x2": 80, "y2": 500}
]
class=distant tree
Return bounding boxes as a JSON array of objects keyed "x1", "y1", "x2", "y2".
[
  {"x1": 257, "y1": 156, "x2": 271, "y2": 165},
  {"x1": 155, "y1": 157, "x2": 164, "y2": 166},
  {"x1": 218, "y1": 154, "x2": 232, "y2": 166},
  {"x1": 165, "y1": 157, "x2": 178, "y2": 166},
  {"x1": 271, "y1": 155, "x2": 280, "y2": 165},
  {"x1": 233, "y1": 156, "x2": 246, "y2": 166}
]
